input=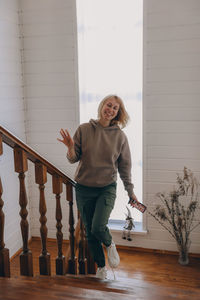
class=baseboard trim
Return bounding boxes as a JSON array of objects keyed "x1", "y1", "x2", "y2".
[
  {"x1": 10, "y1": 237, "x2": 33, "y2": 261},
  {"x1": 116, "y1": 244, "x2": 200, "y2": 258},
  {"x1": 10, "y1": 236, "x2": 200, "y2": 260}
]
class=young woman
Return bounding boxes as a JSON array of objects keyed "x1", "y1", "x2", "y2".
[{"x1": 58, "y1": 95, "x2": 138, "y2": 279}]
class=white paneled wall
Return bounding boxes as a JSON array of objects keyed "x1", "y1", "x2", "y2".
[
  {"x1": 20, "y1": 0, "x2": 79, "y2": 168},
  {"x1": 141, "y1": 0, "x2": 200, "y2": 253},
  {"x1": 0, "y1": 0, "x2": 26, "y2": 257},
  {"x1": 20, "y1": 0, "x2": 79, "y2": 239}
]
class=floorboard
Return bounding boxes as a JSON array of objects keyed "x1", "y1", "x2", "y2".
[{"x1": 4, "y1": 239, "x2": 200, "y2": 300}]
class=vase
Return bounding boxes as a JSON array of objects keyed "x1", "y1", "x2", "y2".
[
  {"x1": 177, "y1": 241, "x2": 190, "y2": 266},
  {"x1": 178, "y1": 247, "x2": 189, "y2": 265}
]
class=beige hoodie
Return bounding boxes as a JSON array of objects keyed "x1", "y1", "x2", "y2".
[{"x1": 67, "y1": 119, "x2": 134, "y2": 197}]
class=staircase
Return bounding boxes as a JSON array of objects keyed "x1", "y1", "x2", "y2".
[{"x1": 0, "y1": 125, "x2": 95, "y2": 278}]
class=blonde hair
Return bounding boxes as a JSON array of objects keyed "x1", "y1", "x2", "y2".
[{"x1": 97, "y1": 95, "x2": 130, "y2": 128}]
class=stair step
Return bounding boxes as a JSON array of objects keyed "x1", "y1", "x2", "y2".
[
  {"x1": 0, "y1": 275, "x2": 199, "y2": 300},
  {"x1": 0, "y1": 276, "x2": 134, "y2": 300}
]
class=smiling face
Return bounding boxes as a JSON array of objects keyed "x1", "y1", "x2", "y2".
[
  {"x1": 98, "y1": 94, "x2": 129, "y2": 128},
  {"x1": 100, "y1": 97, "x2": 120, "y2": 124}
]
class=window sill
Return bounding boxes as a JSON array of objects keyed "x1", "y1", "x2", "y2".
[{"x1": 108, "y1": 219, "x2": 148, "y2": 235}]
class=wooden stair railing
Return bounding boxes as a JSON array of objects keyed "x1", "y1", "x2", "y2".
[{"x1": 0, "y1": 125, "x2": 96, "y2": 278}]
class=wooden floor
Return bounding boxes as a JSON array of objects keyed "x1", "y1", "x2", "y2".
[{"x1": 1, "y1": 238, "x2": 200, "y2": 299}]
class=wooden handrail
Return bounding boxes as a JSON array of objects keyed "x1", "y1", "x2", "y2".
[{"x1": 0, "y1": 125, "x2": 75, "y2": 186}]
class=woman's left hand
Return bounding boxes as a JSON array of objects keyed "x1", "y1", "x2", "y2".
[{"x1": 130, "y1": 193, "x2": 139, "y2": 203}]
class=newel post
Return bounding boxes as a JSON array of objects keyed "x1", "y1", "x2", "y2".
[
  {"x1": 52, "y1": 174, "x2": 65, "y2": 275},
  {"x1": 0, "y1": 133, "x2": 11, "y2": 277},
  {"x1": 14, "y1": 147, "x2": 33, "y2": 276},
  {"x1": 35, "y1": 162, "x2": 51, "y2": 275}
]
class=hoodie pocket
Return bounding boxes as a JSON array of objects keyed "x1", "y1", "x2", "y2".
[{"x1": 105, "y1": 197, "x2": 115, "y2": 209}]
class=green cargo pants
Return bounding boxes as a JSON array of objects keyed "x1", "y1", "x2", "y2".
[{"x1": 75, "y1": 182, "x2": 117, "y2": 268}]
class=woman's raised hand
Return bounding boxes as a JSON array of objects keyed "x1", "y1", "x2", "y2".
[{"x1": 57, "y1": 129, "x2": 74, "y2": 149}]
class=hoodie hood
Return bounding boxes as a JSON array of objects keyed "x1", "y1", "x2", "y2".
[{"x1": 89, "y1": 119, "x2": 120, "y2": 130}]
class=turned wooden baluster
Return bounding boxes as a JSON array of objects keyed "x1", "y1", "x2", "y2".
[
  {"x1": 67, "y1": 183, "x2": 77, "y2": 274},
  {"x1": 0, "y1": 179, "x2": 10, "y2": 277},
  {"x1": 0, "y1": 134, "x2": 10, "y2": 277},
  {"x1": 35, "y1": 162, "x2": 51, "y2": 275},
  {"x1": 78, "y1": 217, "x2": 87, "y2": 274},
  {"x1": 52, "y1": 174, "x2": 65, "y2": 275},
  {"x1": 14, "y1": 147, "x2": 33, "y2": 276}
]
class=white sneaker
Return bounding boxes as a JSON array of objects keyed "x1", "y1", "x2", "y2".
[
  {"x1": 96, "y1": 266, "x2": 107, "y2": 279},
  {"x1": 107, "y1": 241, "x2": 120, "y2": 268}
]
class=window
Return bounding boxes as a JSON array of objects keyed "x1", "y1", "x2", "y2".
[{"x1": 76, "y1": 0, "x2": 143, "y2": 223}]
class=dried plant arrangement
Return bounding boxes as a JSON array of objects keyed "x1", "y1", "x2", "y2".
[{"x1": 148, "y1": 167, "x2": 200, "y2": 265}]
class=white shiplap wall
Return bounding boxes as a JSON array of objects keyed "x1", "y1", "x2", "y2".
[
  {"x1": 0, "y1": 0, "x2": 27, "y2": 257},
  {"x1": 131, "y1": 0, "x2": 200, "y2": 253},
  {"x1": 20, "y1": 0, "x2": 79, "y2": 239}
]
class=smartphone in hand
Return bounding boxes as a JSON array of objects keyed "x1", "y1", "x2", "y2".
[{"x1": 128, "y1": 198, "x2": 147, "y2": 213}]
